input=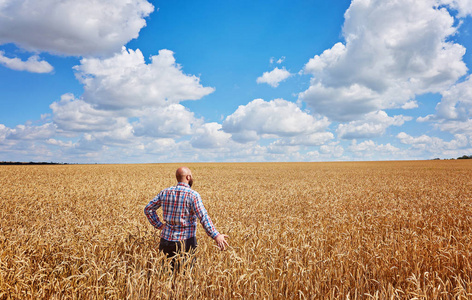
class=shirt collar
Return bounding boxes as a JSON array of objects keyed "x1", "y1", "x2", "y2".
[{"x1": 177, "y1": 182, "x2": 190, "y2": 188}]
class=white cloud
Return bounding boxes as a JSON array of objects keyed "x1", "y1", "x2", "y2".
[
  {"x1": 75, "y1": 48, "x2": 215, "y2": 110},
  {"x1": 336, "y1": 111, "x2": 412, "y2": 139},
  {"x1": 72, "y1": 134, "x2": 107, "y2": 153},
  {"x1": 299, "y1": 0, "x2": 468, "y2": 121},
  {"x1": 0, "y1": 51, "x2": 53, "y2": 73},
  {"x1": 49, "y1": 96, "x2": 206, "y2": 155},
  {"x1": 436, "y1": 76, "x2": 472, "y2": 121},
  {"x1": 227, "y1": 130, "x2": 260, "y2": 144},
  {"x1": 46, "y1": 139, "x2": 73, "y2": 148},
  {"x1": 50, "y1": 94, "x2": 124, "y2": 133},
  {"x1": 300, "y1": 82, "x2": 385, "y2": 121},
  {"x1": 274, "y1": 132, "x2": 335, "y2": 147},
  {"x1": 320, "y1": 142, "x2": 344, "y2": 157},
  {"x1": 440, "y1": 0, "x2": 472, "y2": 17},
  {"x1": 418, "y1": 75, "x2": 472, "y2": 134},
  {"x1": 50, "y1": 48, "x2": 215, "y2": 142},
  {"x1": 305, "y1": 150, "x2": 321, "y2": 160},
  {"x1": 432, "y1": 120, "x2": 472, "y2": 134},
  {"x1": 402, "y1": 101, "x2": 419, "y2": 109},
  {"x1": 0, "y1": 139, "x2": 54, "y2": 161},
  {"x1": 88, "y1": 123, "x2": 135, "y2": 145},
  {"x1": 37, "y1": 46, "x2": 229, "y2": 161},
  {"x1": 0, "y1": 0, "x2": 154, "y2": 56},
  {"x1": 144, "y1": 138, "x2": 179, "y2": 154},
  {"x1": 0, "y1": 124, "x2": 8, "y2": 142},
  {"x1": 191, "y1": 123, "x2": 232, "y2": 149},
  {"x1": 133, "y1": 104, "x2": 201, "y2": 138},
  {"x1": 257, "y1": 67, "x2": 292, "y2": 87},
  {"x1": 222, "y1": 98, "x2": 330, "y2": 143},
  {"x1": 3, "y1": 123, "x2": 56, "y2": 140},
  {"x1": 267, "y1": 142, "x2": 300, "y2": 155},
  {"x1": 58, "y1": 126, "x2": 137, "y2": 158},
  {"x1": 348, "y1": 140, "x2": 401, "y2": 157},
  {"x1": 397, "y1": 132, "x2": 469, "y2": 153},
  {"x1": 0, "y1": 122, "x2": 58, "y2": 161}
]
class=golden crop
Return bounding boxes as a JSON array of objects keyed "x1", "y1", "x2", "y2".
[{"x1": 1, "y1": 160, "x2": 472, "y2": 299}]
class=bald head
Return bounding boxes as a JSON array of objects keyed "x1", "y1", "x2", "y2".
[{"x1": 176, "y1": 167, "x2": 193, "y2": 187}]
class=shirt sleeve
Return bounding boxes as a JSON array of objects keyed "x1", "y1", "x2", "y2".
[
  {"x1": 144, "y1": 193, "x2": 164, "y2": 230},
  {"x1": 192, "y1": 192, "x2": 220, "y2": 239}
]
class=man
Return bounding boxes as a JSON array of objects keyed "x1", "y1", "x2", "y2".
[{"x1": 144, "y1": 166, "x2": 229, "y2": 270}]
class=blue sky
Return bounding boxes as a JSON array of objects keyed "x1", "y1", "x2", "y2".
[{"x1": 1, "y1": 0, "x2": 472, "y2": 163}]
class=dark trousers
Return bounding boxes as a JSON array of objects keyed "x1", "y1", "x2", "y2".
[{"x1": 159, "y1": 237, "x2": 197, "y2": 272}]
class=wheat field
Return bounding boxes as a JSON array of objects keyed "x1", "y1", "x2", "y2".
[{"x1": 1, "y1": 160, "x2": 472, "y2": 299}]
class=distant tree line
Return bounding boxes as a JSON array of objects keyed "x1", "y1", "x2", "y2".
[{"x1": 432, "y1": 155, "x2": 472, "y2": 160}]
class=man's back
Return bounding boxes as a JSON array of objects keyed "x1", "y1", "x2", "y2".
[{"x1": 144, "y1": 182, "x2": 219, "y2": 241}]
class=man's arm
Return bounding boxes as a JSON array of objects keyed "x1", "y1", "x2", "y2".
[
  {"x1": 192, "y1": 193, "x2": 229, "y2": 250},
  {"x1": 144, "y1": 194, "x2": 165, "y2": 230}
]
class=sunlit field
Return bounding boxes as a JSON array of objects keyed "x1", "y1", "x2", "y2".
[{"x1": 1, "y1": 160, "x2": 472, "y2": 299}]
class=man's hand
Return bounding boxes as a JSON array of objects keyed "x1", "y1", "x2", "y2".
[{"x1": 215, "y1": 234, "x2": 229, "y2": 251}]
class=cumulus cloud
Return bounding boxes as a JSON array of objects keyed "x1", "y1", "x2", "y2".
[
  {"x1": 2, "y1": 123, "x2": 56, "y2": 140},
  {"x1": 299, "y1": 0, "x2": 468, "y2": 121},
  {"x1": 0, "y1": 124, "x2": 8, "y2": 142},
  {"x1": 432, "y1": 119, "x2": 472, "y2": 134},
  {"x1": 274, "y1": 132, "x2": 334, "y2": 147},
  {"x1": 72, "y1": 134, "x2": 107, "y2": 153},
  {"x1": 257, "y1": 67, "x2": 292, "y2": 87},
  {"x1": 191, "y1": 123, "x2": 232, "y2": 149},
  {"x1": 87, "y1": 124, "x2": 135, "y2": 145},
  {"x1": 222, "y1": 98, "x2": 330, "y2": 143},
  {"x1": 50, "y1": 94, "x2": 125, "y2": 133},
  {"x1": 74, "y1": 48, "x2": 215, "y2": 110},
  {"x1": 441, "y1": 0, "x2": 472, "y2": 17},
  {"x1": 144, "y1": 138, "x2": 179, "y2": 155},
  {"x1": 419, "y1": 75, "x2": 472, "y2": 134},
  {"x1": 0, "y1": 0, "x2": 154, "y2": 56},
  {"x1": 0, "y1": 122, "x2": 58, "y2": 161},
  {"x1": 319, "y1": 142, "x2": 344, "y2": 158},
  {"x1": 397, "y1": 132, "x2": 469, "y2": 153},
  {"x1": 40, "y1": 46, "x2": 221, "y2": 161},
  {"x1": 267, "y1": 143, "x2": 300, "y2": 155},
  {"x1": 337, "y1": 111, "x2": 412, "y2": 139},
  {"x1": 46, "y1": 139, "x2": 74, "y2": 148},
  {"x1": 54, "y1": 124, "x2": 137, "y2": 160},
  {"x1": 348, "y1": 140, "x2": 401, "y2": 157},
  {"x1": 49, "y1": 48, "x2": 215, "y2": 140},
  {"x1": 436, "y1": 77, "x2": 472, "y2": 121},
  {"x1": 0, "y1": 51, "x2": 53, "y2": 73},
  {"x1": 0, "y1": 138, "x2": 54, "y2": 160},
  {"x1": 402, "y1": 101, "x2": 419, "y2": 109},
  {"x1": 133, "y1": 104, "x2": 202, "y2": 138}
]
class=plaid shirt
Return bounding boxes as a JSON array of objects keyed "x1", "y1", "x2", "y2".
[{"x1": 144, "y1": 182, "x2": 219, "y2": 241}]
